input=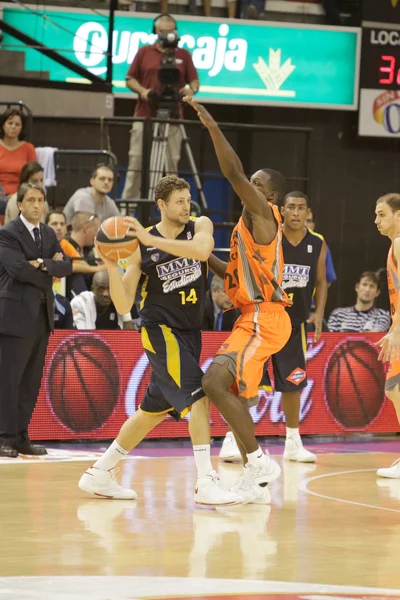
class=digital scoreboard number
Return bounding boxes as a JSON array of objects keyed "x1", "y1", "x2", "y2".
[
  {"x1": 359, "y1": 1, "x2": 400, "y2": 136},
  {"x1": 360, "y1": 28, "x2": 400, "y2": 90}
]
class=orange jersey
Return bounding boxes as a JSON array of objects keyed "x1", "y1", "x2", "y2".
[
  {"x1": 387, "y1": 235, "x2": 400, "y2": 323},
  {"x1": 224, "y1": 205, "x2": 290, "y2": 308},
  {"x1": 60, "y1": 238, "x2": 81, "y2": 260}
]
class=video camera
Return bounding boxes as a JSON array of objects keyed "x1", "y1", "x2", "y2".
[{"x1": 154, "y1": 30, "x2": 181, "y2": 118}]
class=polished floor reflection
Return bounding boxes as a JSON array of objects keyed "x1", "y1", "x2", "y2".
[{"x1": 1, "y1": 440, "x2": 400, "y2": 598}]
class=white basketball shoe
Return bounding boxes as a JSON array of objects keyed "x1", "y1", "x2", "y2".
[
  {"x1": 283, "y1": 437, "x2": 317, "y2": 463},
  {"x1": 377, "y1": 458, "x2": 400, "y2": 479},
  {"x1": 78, "y1": 466, "x2": 138, "y2": 500},
  {"x1": 219, "y1": 432, "x2": 242, "y2": 463},
  {"x1": 194, "y1": 470, "x2": 243, "y2": 506},
  {"x1": 233, "y1": 451, "x2": 281, "y2": 504}
]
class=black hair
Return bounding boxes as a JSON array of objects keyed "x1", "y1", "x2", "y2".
[
  {"x1": 283, "y1": 191, "x2": 309, "y2": 207},
  {"x1": 0, "y1": 108, "x2": 27, "y2": 140},
  {"x1": 46, "y1": 210, "x2": 66, "y2": 225},
  {"x1": 261, "y1": 168, "x2": 286, "y2": 204}
]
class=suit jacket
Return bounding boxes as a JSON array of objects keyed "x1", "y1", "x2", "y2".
[
  {"x1": 0, "y1": 215, "x2": 72, "y2": 336},
  {"x1": 202, "y1": 290, "x2": 239, "y2": 332}
]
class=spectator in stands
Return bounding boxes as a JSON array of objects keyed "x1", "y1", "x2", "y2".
[
  {"x1": 202, "y1": 275, "x2": 238, "y2": 331},
  {"x1": 71, "y1": 271, "x2": 134, "y2": 330},
  {"x1": 328, "y1": 271, "x2": 391, "y2": 333},
  {"x1": 54, "y1": 292, "x2": 74, "y2": 329},
  {"x1": 306, "y1": 209, "x2": 337, "y2": 285},
  {"x1": 0, "y1": 109, "x2": 36, "y2": 197},
  {"x1": 63, "y1": 164, "x2": 119, "y2": 225},
  {"x1": 122, "y1": 14, "x2": 199, "y2": 200},
  {"x1": 46, "y1": 210, "x2": 67, "y2": 242},
  {"x1": 239, "y1": 0, "x2": 265, "y2": 19},
  {"x1": 52, "y1": 211, "x2": 106, "y2": 297},
  {"x1": 5, "y1": 162, "x2": 49, "y2": 224}
]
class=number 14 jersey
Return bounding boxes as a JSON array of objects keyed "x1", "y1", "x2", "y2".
[{"x1": 138, "y1": 219, "x2": 207, "y2": 331}]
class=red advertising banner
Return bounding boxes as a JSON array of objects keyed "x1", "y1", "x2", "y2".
[{"x1": 29, "y1": 331, "x2": 399, "y2": 441}]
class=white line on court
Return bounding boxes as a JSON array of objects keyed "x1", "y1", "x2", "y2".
[{"x1": 298, "y1": 468, "x2": 400, "y2": 513}]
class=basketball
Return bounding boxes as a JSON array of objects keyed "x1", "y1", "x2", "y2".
[
  {"x1": 324, "y1": 339, "x2": 386, "y2": 429},
  {"x1": 96, "y1": 216, "x2": 139, "y2": 261},
  {"x1": 46, "y1": 334, "x2": 120, "y2": 432}
]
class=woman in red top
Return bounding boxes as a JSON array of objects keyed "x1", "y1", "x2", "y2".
[{"x1": 0, "y1": 109, "x2": 36, "y2": 196}]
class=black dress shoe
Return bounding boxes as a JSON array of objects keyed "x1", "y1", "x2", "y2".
[
  {"x1": 0, "y1": 445, "x2": 18, "y2": 458},
  {"x1": 15, "y1": 443, "x2": 47, "y2": 456}
]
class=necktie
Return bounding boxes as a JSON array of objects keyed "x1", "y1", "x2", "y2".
[
  {"x1": 216, "y1": 310, "x2": 224, "y2": 331},
  {"x1": 33, "y1": 227, "x2": 42, "y2": 256}
]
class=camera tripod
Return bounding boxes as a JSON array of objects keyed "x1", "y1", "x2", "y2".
[{"x1": 148, "y1": 108, "x2": 207, "y2": 210}]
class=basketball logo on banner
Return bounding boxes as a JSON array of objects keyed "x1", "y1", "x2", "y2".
[
  {"x1": 46, "y1": 334, "x2": 120, "y2": 432},
  {"x1": 324, "y1": 338, "x2": 386, "y2": 429}
]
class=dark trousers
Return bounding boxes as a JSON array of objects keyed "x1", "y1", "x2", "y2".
[{"x1": 0, "y1": 305, "x2": 50, "y2": 445}]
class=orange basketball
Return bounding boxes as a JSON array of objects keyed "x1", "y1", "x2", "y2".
[{"x1": 96, "y1": 216, "x2": 139, "y2": 261}]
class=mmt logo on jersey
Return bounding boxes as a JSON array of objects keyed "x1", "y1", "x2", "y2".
[
  {"x1": 156, "y1": 257, "x2": 202, "y2": 293},
  {"x1": 282, "y1": 264, "x2": 311, "y2": 289}
]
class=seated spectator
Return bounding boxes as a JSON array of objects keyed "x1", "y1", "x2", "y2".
[
  {"x1": 51, "y1": 211, "x2": 107, "y2": 297},
  {"x1": 71, "y1": 271, "x2": 133, "y2": 330},
  {"x1": 63, "y1": 164, "x2": 120, "y2": 225},
  {"x1": 54, "y1": 292, "x2": 74, "y2": 329},
  {"x1": 328, "y1": 271, "x2": 391, "y2": 333},
  {"x1": 0, "y1": 109, "x2": 36, "y2": 196},
  {"x1": 306, "y1": 209, "x2": 337, "y2": 285},
  {"x1": 46, "y1": 210, "x2": 67, "y2": 242},
  {"x1": 5, "y1": 161, "x2": 49, "y2": 224},
  {"x1": 202, "y1": 275, "x2": 238, "y2": 331}
]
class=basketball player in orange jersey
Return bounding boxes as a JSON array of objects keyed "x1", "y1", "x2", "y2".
[
  {"x1": 78, "y1": 175, "x2": 241, "y2": 506},
  {"x1": 375, "y1": 193, "x2": 400, "y2": 479},
  {"x1": 184, "y1": 96, "x2": 292, "y2": 503}
]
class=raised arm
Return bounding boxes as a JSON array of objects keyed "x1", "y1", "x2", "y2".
[
  {"x1": 123, "y1": 216, "x2": 214, "y2": 262},
  {"x1": 184, "y1": 97, "x2": 273, "y2": 221},
  {"x1": 97, "y1": 243, "x2": 142, "y2": 315}
]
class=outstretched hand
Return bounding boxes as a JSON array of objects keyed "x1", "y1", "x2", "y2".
[{"x1": 183, "y1": 96, "x2": 217, "y2": 130}]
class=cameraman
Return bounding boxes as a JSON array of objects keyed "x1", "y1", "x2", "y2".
[{"x1": 122, "y1": 14, "x2": 199, "y2": 201}]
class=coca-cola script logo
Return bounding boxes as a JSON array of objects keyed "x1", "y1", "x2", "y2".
[{"x1": 124, "y1": 340, "x2": 325, "y2": 425}]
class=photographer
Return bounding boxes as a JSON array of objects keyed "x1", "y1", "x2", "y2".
[{"x1": 122, "y1": 14, "x2": 199, "y2": 201}]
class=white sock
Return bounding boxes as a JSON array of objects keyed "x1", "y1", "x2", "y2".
[
  {"x1": 247, "y1": 446, "x2": 264, "y2": 467},
  {"x1": 193, "y1": 445, "x2": 213, "y2": 478},
  {"x1": 93, "y1": 440, "x2": 128, "y2": 471},
  {"x1": 286, "y1": 427, "x2": 300, "y2": 440}
]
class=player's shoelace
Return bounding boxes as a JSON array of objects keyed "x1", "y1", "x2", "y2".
[
  {"x1": 389, "y1": 458, "x2": 400, "y2": 468},
  {"x1": 108, "y1": 467, "x2": 122, "y2": 486},
  {"x1": 209, "y1": 470, "x2": 231, "y2": 491}
]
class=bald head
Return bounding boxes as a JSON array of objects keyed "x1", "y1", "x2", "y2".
[
  {"x1": 92, "y1": 271, "x2": 111, "y2": 308},
  {"x1": 93, "y1": 271, "x2": 109, "y2": 287}
]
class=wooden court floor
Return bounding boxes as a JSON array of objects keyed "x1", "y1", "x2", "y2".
[{"x1": 1, "y1": 442, "x2": 400, "y2": 599}]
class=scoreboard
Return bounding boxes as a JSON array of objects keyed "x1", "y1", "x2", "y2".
[{"x1": 359, "y1": 0, "x2": 400, "y2": 136}]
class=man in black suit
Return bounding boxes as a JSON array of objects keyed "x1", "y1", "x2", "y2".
[
  {"x1": 0, "y1": 183, "x2": 72, "y2": 457},
  {"x1": 202, "y1": 275, "x2": 238, "y2": 332}
]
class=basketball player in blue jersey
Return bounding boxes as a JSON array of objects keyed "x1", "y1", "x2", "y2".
[
  {"x1": 78, "y1": 175, "x2": 241, "y2": 506},
  {"x1": 218, "y1": 192, "x2": 327, "y2": 464}
]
